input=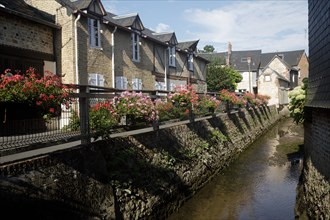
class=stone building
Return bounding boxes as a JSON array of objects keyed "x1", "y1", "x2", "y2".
[
  {"x1": 260, "y1": 50, "x2": 308, "y2": 86},
  {"x1": 24, "y1": 0, "x2": 209, "y2": 91},
  {"x1": 0, "y1": 0, "x2": 59, "y2": 75},
  {"x1": 258, "y1": 55, "x2": 299, "y2": 107},
  {"x1": 295, "y1": 0, "x2": 330, "y2": 219},
  {"x1": 199, "y1": 43, "x2": 261, "y2": 94}
]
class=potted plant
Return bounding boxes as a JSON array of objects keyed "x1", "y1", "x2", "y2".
[
  {"x1": 219, "y1": 89, "x2": 237, "y2": 112},
  {"x1": 113, "y1": 91, "x2": 157, "y2": 126},
  {"x1": 197, "y1": 95, "x2": 221, "y2": 115},
  {"x1": 168, "y1": 85, "x2": 199, "y2": 119},
  {"x1": 0, "y1": 68, "x2": 72, "y2": 135}
]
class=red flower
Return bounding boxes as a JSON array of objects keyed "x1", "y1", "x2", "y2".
[{"x1": 49, "y1": 108, "x2": 55, "y2": 113}]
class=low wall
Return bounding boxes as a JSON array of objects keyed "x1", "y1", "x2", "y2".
[{"x1": 0, "y1": 105, "x2": 279, "y2": 219}]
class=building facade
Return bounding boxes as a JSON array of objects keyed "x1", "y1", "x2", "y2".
[
  {"x1": 22, "y1": 0, "x2": 208, "y2": 92},
  {"x1": 0, "y1": 0, "x2": 58, "y2": 75},
  {"x1": 295, "y1": 0, "x2": 330, "y2": 219}
]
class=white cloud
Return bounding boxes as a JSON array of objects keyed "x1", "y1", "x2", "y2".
[
  {"x1": 184, "y1": 1, "x2": 308, "y2": 53},
  {"x1": 155, "y1": 23, "x2": 173, "y2": 33}
]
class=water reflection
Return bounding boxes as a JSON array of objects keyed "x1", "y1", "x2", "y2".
[{"x1": 168, "y1": 118, "x2": 304, "y2": 220}]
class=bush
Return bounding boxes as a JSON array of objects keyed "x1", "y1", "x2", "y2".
[{"x1": 288, "y1": 81, "x2": 307, "y2": 124}]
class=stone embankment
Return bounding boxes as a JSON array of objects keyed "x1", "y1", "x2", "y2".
[{"x1": 0, "y1": 106, "x2": 280, "y2": 219}]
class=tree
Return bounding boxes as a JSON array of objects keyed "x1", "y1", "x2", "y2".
[
  {"x1": 206, "y1": 57, "x2": 242, "y2": 92},
  {"x1": 203, "y1": 45, "x2": 215, "y2": 53}
]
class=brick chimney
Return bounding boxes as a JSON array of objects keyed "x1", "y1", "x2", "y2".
[{"x1": 226, "y1": 41, "x2": 232, "y2": 66}]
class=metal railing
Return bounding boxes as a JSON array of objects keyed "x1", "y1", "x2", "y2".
[{"x1": 0, "y1": 85, "x2": 236, "y2": 156}]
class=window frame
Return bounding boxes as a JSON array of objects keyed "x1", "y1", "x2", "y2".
[
  {"x1": 264, "y1": 75, "x2": 271, "y2": 82},
  {"x1": 132, "y1": 32, "x2": 140, "y2": 62},
  {"x1": 188, "y1": 54, "x2": 194, "y2": 71},
  {"x1": 88, "y1": 18, "x2": 101, "y2": 48},
  {"x1": 168, "y1": 46, "x2": 176, "y2": 67}
]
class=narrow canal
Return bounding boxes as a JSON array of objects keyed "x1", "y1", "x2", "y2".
[{"x1": 168, "y1": 118, "x2": 304, "y2": 220}]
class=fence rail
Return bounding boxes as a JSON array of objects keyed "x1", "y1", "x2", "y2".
[{"x1": 0, "y1": 85, "x2": 244, "y2": 157}]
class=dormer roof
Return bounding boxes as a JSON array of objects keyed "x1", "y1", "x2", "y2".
[
  {"x1": 59, "y1": 0, "x2": 106, "y2": 16},
  {"x1": 105, "y1": 12, "x2": 144, "y2": 31},
  {"x1": 177, "y1": 40, "x2": 199, "y2": 52}
]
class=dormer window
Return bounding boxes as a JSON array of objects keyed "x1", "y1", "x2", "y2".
[
  {"x1": 132, "y1": 32, "x2": 140, "y2": 62},
  {"x1": 241, "y1": 57, "x2": 248, "y2": 62},
  {"x1": 188, "y1": 54, "x2": 194, "y2": 71},
  {"x1": 88, "y1": 18, "x2": 101, "y2": 48},
  {"x1": 168, "y1": 46, "x2": 176, "y2": 67}
]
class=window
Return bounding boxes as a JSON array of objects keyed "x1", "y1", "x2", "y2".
[
  {"x1": 168, "y1": 46, "x2": 176, "y2": 67},
  {"x1": 241, "y1": 57, "x2": 248, "y2": 62},
  {"x1": 132, "y1": 78, "x2": 142, "y2": 90},
  {"x1": 88, "y1": 73, "x2": 104, "y2": 87},
  {"x1": 132, "y1": 32, "x2": 140, "y2": 62},
  {"x1": 88, "y1": 18, "x2": 101, "y2": 48},
  {"x1": 264, "y1": 75, "x2": 271, "y2": 82},
  {"x1": 116, "y1": 76, "x2": 128, "y2": 89},
  {"x1": 188, "y1": 54, "x2": 194, "y2": 71}
]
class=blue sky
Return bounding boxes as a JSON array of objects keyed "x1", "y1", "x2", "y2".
[{"x1": 102, "y1": 0, "x2": 308, "y2": 53}]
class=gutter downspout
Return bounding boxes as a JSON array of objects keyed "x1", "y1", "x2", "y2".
[
  {"x1": 164, "y1": 48, "x2": 168, "y2": 91},
  {"x1": 111, "y1": 26, "x2": 118, "y2": 88},
  {"x1": 74, "y1": 13, "x2": 81, "y2": 85}
]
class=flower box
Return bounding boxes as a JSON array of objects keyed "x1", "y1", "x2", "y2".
[{"x1": 0, "y1": 102, "x2": 47, "y2": 135}]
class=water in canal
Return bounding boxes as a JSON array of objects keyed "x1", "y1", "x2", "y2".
[{"x1": 168, "y1": 118, "x2": 304, "y2": 220}]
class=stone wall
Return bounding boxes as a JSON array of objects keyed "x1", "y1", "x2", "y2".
[
  {"x1": 295, "y1": 108, "x2": 330, "y2": 219},
  {"x1": 0, "y1": 106, "x2": 279, "y2": 219},
  {"x1": 0, "y1": 12, "x2": 53, "y2": 55}
]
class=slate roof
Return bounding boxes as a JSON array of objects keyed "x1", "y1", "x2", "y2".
[
  {"x1": 177, "y1": 40, "x2": 199, "y2": 52},
  {"x1": 199, "y1": 50, "x2": 261, "y2": 72},
  {"x1": 260, "y1": 50, "x2": 305, "y2": 68},
  {"x1": 0, "y1": 0, "x2": 56, "y2": 27},
  {"x1": 106, "y1": 12, "x2": 136, "y2": 27},
  {"x1": 56, "y1": 0, "x2": 91, "y2": 11}
]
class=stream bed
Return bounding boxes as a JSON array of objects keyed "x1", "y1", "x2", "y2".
[{"x1": 168, "y1": 118, "x2": 304, "y2": 220}]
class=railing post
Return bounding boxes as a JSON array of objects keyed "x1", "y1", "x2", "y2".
[
  {"x1": 189, "y1": 105, "x2": 195, "y2": 123},
  {"x1": 79, "y1": 86, "x2": 90, "y2": 145}
]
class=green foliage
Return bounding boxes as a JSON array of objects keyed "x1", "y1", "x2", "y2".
[
  {"x1": 288, "y1": 78, "x2": 308, "y2": 124},
  {"x1": 89, "y1": 101, "x2": 119, "y2": 139},
  {"x1": 203, "y1": 45, "x2": 215, "y2": 52},
  {"x1": 62, "y1": 110, "x2": 80, "y2": 131},
  {"x1": 211, "y1": 129, "x2": 227, "y2": 144},
  {"x1": 0, "y1": 68, "x2": 72, "y2": 116},
  {"x1": 206, "y1": 60, "x2": 242, "y2": 92}
]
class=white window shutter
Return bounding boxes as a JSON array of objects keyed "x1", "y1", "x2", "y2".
[
  {"x1": 132, "y1": 78, "x2": 139, "y2": 90},
  {"x1": 98, "y1": 74, "x2": 104, "y2": 87},
  {"x1": 138, "y1": 78, "x2": 142, "y2": 90},
  {"x1": 155, "y1": 82, "x2": 161, "y2": 90},
  {"x1": 170, "y1": 83, "x2": 175, "y2": 91},
  {"x1": 88, "y1": 74, "x2": 97, "y2": 86},
  {"x1": 116, "y1": 76, "x2": 123, "y2": 89},
  {"x1": 123, "y1": 77, "x2": 128, "y2": 89}
]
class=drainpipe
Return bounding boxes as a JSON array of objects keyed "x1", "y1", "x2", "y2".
[
  {"x1": 74, "y1": 13, "x2": 81, "y2": 85},
  {"x1": 164, "y1": 47, "x2": 168, "y2": 91},
  {"x1": 111, "y1": 26, "x2": 118, "y2": 88}
]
